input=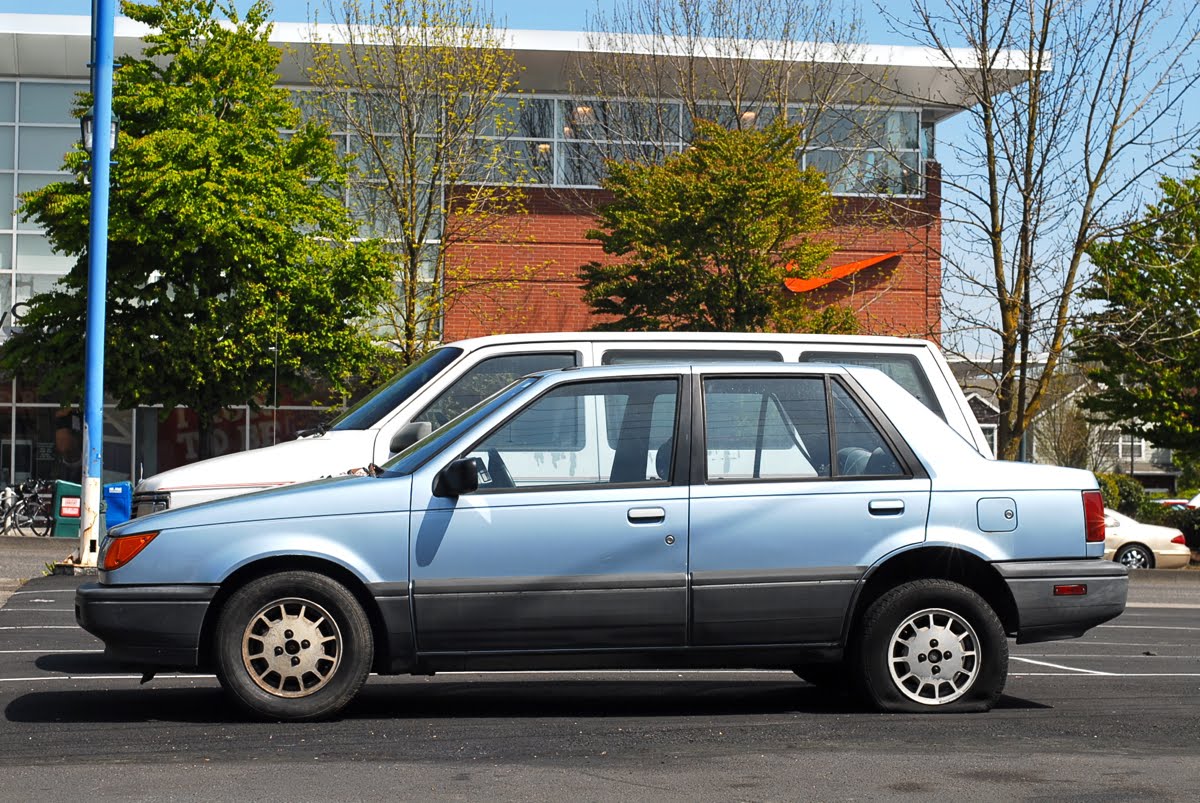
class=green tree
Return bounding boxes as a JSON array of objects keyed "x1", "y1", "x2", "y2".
[
  {"x1": 3, "y1": 0, "x2": 393, "y2": 458},
  {"x1": 308, "y1": 0, "x2": 532, "y2": 364},
  {"x1": 581, "y1": 119, "x2": 839, "y2": 332},
  {"x1": 1073, "y1": 158, "x2": 1200, "y2": 460}
]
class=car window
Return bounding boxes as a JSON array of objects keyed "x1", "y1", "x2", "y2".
[
  {"x1": 798, "y1": 351, "x2": 944, "y2": 420},
  {"x1": 831, "y1": 381, "x2": 904, "y2": 477},
  {"x1": 382, "y1": 377, "x2": 540, "y2": 476},
  {"x1": 603, "y1": 349, "x2": 782, "y2": 365},
  {"x1": 465, "y1": 378, "x2": 679, "y2": 490},
  {"x1": 703, "y1": 377, "x2": 828, "y2": 481},
  {"x1": 413, "y1": 352, "x2": 578, "y2": 430}
]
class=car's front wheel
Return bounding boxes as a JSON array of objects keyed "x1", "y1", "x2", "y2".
[
  {"x1": 855, "y1": 579, "x2": 1007, "y2": 713},
  {"x1": 214, "y1": 571, "x2": 373, "y2": 721}
]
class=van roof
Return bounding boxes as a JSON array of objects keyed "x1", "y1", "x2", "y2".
[{"x1": 446, "y1": 331, "x2": 937, "y2": 351}]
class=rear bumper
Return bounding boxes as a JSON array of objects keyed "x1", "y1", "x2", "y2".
[
  {"x1": 75, "y1": 582, "x2": 218, "y2": 670},
  {"x1": 995, "y1": 559, "x2": 1128, "y2": 644}
]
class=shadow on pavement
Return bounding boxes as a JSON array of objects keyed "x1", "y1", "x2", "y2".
[
  {"x1": 6, "y1": 687, "x2": 236, "y2": 724},
  {"x1": 6, "y1": 678, "x2": 1049, "y2": 724},
  {"x1": 35, "y1": 652, "x2": 126, "y2": 673}
]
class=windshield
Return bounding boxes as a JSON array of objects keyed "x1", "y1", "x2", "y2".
[
  {"x1": 382, "y1": 376, "x2": 541, "y2": 476},
  {"x1": 329, "y1": 347, "x2": 464, "y2": 431}
]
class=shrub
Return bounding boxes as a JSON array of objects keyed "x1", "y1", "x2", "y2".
[
  {"x1": 1095, "y1": 473, "x2": 1123, "y2": 510},
  {"x1": 1162, "y1": 508, "x2": 1200, "y2": 551}
]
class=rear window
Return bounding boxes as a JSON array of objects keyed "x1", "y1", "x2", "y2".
[{"x1": 798, "y1": 351, "x2": 944, "y2": 419}]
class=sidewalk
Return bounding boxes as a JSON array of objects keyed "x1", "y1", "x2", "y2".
[{"x1": 0, "y1": 534, "x2": 79, "y2": 605}]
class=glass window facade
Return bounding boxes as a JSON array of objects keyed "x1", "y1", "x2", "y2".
[{"x1": 291, "y1": 88, "x2": 929, "y2": 197}]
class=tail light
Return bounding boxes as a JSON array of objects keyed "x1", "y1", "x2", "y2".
[
  {"x1": 102, "y1": 531, "x2": 158, "y2": 571},
  {"x1": 1171, "y1": 534, "x2": 1187, "y2": 546},
  {"x1": 1082, "y1": 491, "x2": 1105, "y2": 543}
]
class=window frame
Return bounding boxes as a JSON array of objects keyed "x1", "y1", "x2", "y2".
[{"x1": 457, "y1": 374, "x2": 688, "y2": 495}]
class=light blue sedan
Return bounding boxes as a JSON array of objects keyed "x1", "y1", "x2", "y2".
[{"x1": 76, "y1": 363, "x2": 1127, "y2": 720}]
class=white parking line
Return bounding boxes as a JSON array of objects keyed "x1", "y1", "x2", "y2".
[
  {"x1": 5, "y1": 590, "x2": 76, "y2": 597},
  {"x1": 0, "y1": 649, "x2": 102, "y2": 654},
  {"x1": 0, "y1": 625, "x2": 81, "y2": 630},
  {"x1": 1010, "y1": 657, "x2": 1113, "y2": 675},
  {"x1": 1125, "y1": 603, "x2": 1200, "y2": 609},
  {"x1": 0, "y1": 609, "x2": 74, "y2": 613},
  {"x1": 1100, "y1": 625, "x2": 1200, "y2": 631},
  {"x1": 1010, "y1": 672, "x2": 1200, "y2": 677},
  {"x1": 0, "y1": 674, "x2": 199, "y2": 683}
]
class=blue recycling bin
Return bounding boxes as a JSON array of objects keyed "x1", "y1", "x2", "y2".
[{"x1": 103, "y1": 482, "x2": 133, "y2": 529}]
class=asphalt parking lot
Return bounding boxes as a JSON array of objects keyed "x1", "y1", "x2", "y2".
[{"x1": 1, "y1": 559, "x2": 1198, "y2": 800}]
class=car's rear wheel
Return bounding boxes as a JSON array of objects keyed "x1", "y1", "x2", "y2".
[
  {"x1": 215, "y1": 571, "x2": 373, "y2": 721},
  {"x1": 1114, "y1": 543, "x2": 1154, "y2": 569},
  {"x1": 855, "y1": 579, "x2": 1007, "y2": 713}
]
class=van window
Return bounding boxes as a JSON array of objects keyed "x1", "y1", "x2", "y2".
[
  {"x1": 798, "y1": 351, "x2": 944, "y2": 419},
  {"x1": 330, "y1": 347, "x2": 463, "y2": 431},
  {"x1": 413, "y1": 352, "x2": 578, "y2": 429},
  {"x1": 603, "y1": 349, "x2": 782, "y2": 365}
]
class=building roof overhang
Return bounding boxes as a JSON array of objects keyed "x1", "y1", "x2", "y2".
[{"x1": 0, "y1": 13, "x2": 1035, "y2": 123}]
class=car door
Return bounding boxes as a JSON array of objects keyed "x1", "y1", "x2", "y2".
[
  {"x1": 408, "y1": 373, "x2": 690, "y2": 653},
  {"x1": 688, "y1": 371, "x2": 931, "y2": 646}
]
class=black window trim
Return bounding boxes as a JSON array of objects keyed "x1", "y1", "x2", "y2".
[
  {"x1": 601, "y1": 348, "x2": 784, "y2": 365},
  {"x1": 696, "y1": 370, "x2": 928, "y2": 486}
]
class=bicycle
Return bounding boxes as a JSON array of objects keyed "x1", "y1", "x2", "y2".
[
  {"x1": 4, "y1": 479, "x2": 54, "y2": 537},
  {"x1": 0, "y1": 484, "x2": 18, "y2": 534}
]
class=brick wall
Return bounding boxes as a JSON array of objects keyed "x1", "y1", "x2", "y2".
[{"x1": 443, "y1": 162, "x2": 943, "y2": 342}]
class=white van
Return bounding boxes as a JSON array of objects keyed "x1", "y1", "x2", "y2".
[{"x1": 132, "y1": 331, "x2": 990, "y2": 516}]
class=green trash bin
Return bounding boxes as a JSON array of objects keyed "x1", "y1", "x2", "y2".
[{"x1": 52, "y1": 480, "x2": 82, "y2": 538}]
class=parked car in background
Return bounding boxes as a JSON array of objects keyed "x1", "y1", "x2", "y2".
[
  {"x1": 1153, "y1": 492, "x2": 1200, "y2": 511},
  {"x1": 132, "y1": 332, "x2": 993, "y2": 517},
  {"x1": 79, "y1": 363, "x2": 1125, "y2": 721},
  {"x1": 1103, "y1": 509, "x2": 1191, "y2": 569}
]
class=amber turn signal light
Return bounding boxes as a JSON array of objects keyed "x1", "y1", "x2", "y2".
[{"x1": 103, "y1": 532, "x2": 158, "y2": 571}]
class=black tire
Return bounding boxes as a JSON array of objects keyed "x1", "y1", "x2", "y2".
[
  {"x1": 214, "y1": 571, "x2": 373, "y2": 721},
  {"x1": 855, "y1": 579, "x2": 1007, "y2": 713},
  {"x1": 1114, "y1": 543, "x2": 1154, "y2": 570}
]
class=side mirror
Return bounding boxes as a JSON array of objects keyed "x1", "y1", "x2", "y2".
[
  {"x1": 433, "y1": 457, "x2": 483, "y2": 498},
  {"x1": 390, "y1": 421, "x2": 432, "y2": 454}
]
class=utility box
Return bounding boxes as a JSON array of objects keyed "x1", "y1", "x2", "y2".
[
  {"x1": 53, "y1": 480, "x2": 82, "y2": 538},
  {"x1": 103, "y1": 482, "x2": 133, "y2": 528}
]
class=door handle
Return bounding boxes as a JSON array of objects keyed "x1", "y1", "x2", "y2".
[
  {"x1": 628, "y1": 507, "x2": 666, "y2": 523},
  {"x1": 868, "y1": 499, "x2": 905, "y2": 516}
]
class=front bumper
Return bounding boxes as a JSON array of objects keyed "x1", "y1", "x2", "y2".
[
  {"x1": 995, "y1": 559, "x2": 1128, "y2": 644},
  {"x1": 75, "y1": 582, "x2": 219, "y2": 670}
]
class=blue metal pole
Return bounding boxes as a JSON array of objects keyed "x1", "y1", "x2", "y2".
[{"x1": 79, "y1": 0, "x2": 115, "y2": 567}]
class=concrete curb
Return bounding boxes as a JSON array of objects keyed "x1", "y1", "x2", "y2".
[{"x1": 1129, "y1": 568, "x2": 1200, "y2": 583}]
